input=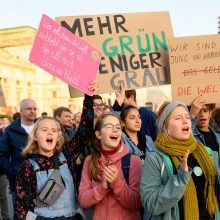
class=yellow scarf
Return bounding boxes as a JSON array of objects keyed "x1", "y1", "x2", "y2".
[{"x1": 155, "y1": 133, "x2": 218, "y2": 220}]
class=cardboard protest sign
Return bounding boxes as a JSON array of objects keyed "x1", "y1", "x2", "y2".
[
  {"x1": 29, "y1": 14, "x2": 101, "y2": 96},
  {"x1": 168, "y1": 34, "x2": 220, "y2": 105},
  {"x1": 0, "y1": 79, "x2": 6, "y2": 107},
  {"x1": 56, "y1": 12, "x2": 173, "y2": 97}
]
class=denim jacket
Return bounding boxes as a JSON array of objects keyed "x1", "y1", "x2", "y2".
[
  {"x1": 191, "y1": 117, "x2": 220, "y2": 152},
  {"x1": 30, "y1": 152, "x2": 76, "y2": 218},
  {"x1": 121, "y1": 132, "x2": 155, "y2": 159}
]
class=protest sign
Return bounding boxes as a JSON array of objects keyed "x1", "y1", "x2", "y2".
[
  {"x1": 56, "y1": 11, "x2": 173, "y2": 97},
  {"x1": 168, "y1": 34, "x2": 220, "y2": 105},
  {"x1": 29, "y1": 14, "x2": 101, "y2": 96}
]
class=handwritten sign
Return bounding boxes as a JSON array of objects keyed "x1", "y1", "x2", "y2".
[
  {"x1": 56, "y1": 12, "x2": 173, "y2": 97},
  {"x1": 29, "y1": 14, "x2": 101, "y2": 96},
  {"x1": 168, "y1": 34, "x2": 220, "y2": 105}
]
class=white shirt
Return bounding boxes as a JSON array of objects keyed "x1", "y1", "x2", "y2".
[{"x1": 21, "y1": 123, "x2": 34, "y2": 135}]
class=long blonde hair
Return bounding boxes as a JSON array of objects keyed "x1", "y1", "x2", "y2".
[{"x1": 22, "y1": 116, "x2": 64, "y2": 157}]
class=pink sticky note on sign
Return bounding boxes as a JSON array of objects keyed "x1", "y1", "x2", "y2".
[{"x1": 29, "y1": 14, "x2": 101, "y2": 96}]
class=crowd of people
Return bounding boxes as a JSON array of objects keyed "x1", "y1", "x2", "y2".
[{"x1": 0, "y1": 82, "x2": 220, "y2": 220}]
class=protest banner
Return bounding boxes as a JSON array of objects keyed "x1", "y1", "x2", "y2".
[
  {"x1": 29, "y1": 14, "x2": 101, "y2": 96},
  {"x1": 56, "y1": 11, "x2": 173, "y2": 97},
  {"x1": 168, "y1": 34, "x2": 220, "y2": 105}
]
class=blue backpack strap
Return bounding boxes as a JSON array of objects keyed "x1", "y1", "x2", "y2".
[
  {"x1": 58, "y1": 152, "x2": 67, "y2": 163},
  {"x1": 29, "y1": 159, "x2": 40, "y2": 172},
  {"x1": 121, "y1": 153, "x2": 131, "y2": 184}
]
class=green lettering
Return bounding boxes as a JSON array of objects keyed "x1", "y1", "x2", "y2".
[
  {"x1": 119, "y1": 36, "x2": 134, "y2": 55},
  {"x1": 102, "y1": 38, "x2": 118, "y2": 56},
  {"x1": 137, "y1": 34, "x2": 151, "y2": 53},
  {"x1": 152, "y1": 31, "x2": 167, "y2": 52}
]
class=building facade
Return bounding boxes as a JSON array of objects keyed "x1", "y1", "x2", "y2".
[{"x1": 0, "y1": 26, "x2": 84, "y2": 116}]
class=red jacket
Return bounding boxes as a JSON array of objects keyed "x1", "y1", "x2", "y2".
[{"x1": 78, "y1": 144, "x2": 142, "y2": 220}]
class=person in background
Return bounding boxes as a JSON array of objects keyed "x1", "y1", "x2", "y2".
[
  {"x1": 73, "y1": 95, "x2": 105, "y2": 196},
  {"x1": 113, "y1": 85, "x2": 158, "y2": 141},
  {"x1": 74, "y1": 96, "x2": 105, "y2": 220},
  {"x1": 54, "y1": 107, "x2": 74, "y2": 141},
  {"x1": 75, "y1": 95, "x2": 105, "y2": 168},
  {"x1": 0, "y1": 98, "x2": 37, "y2": 213},
  {"x1": 0, "y1": 116, "x2": 3, "y2": 129},
  {"x1": 103, "y1": 105, "x2": 111, "y2": 114},
  {"x1": 0, "y1": 117, "x2": 10, "y2": 220},
  {"x1": 0, "y1": 116, "x2": 11, "y2": 139},
  {"x1": 79, "y1": 94, "x2": 105, "y2": 160},
  {"x1": 190, "y1": 95, "x2": 220, "y2": 154},
  {"x1": 0, "y1": 116, "x2": 4, "y2": 139},
  {"x1": 79, "y1": 113, "x2": 142, "y2": 220},
  {"x1": 73, "y1": 112, "x2": 82, "y2": 135},
  {"x1": 93, "y1": 95, "x2": 105, "y2": 126},
  {"x1": 77, "y1": 96, "x2": 107, "y2": 220},
  {"x1": 211, "y1": 107, "x2": 220, "y2": 134},
  {"x1": 141, "y1": 101, "x2": 220, "y2": 220},
  {"x1": 0, "y1": 173, "x2": 10, "y2": 220},
  {"x1": 120, "y1": 105, "x2": 155, "y2": 163},
  {"x1": 12, "y1": 112, "x2": 20, "y2": 121},
  {"x1": 2, "y1": 116, "x2": 10, "y2": 129},
  {"x1": 120, "y1": 105, "x2": 155, "y2": 219},
  {"x1": 41, "y1": 112, "x2": 48, "y2": 117}
]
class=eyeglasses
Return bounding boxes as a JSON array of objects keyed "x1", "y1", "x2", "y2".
[
  {"x1": 101, "y1": 123, "x2": 122, "y2": 131},
  {"x1": 93, "y1": 103, "x2": 105, "y2": 108}
]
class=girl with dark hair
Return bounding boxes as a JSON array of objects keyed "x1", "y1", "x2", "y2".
[
  {"x1": 78, "y1": 113, "x2": 142, "y2": 220},
  {"x1": 120, "y1": 105, "x2": 155, "y2": 164},
  {"x1": 120, "y1": 105, "x2": 155, "y2": 220},
  {"x1": 212, "y1": 107, "x2": 220, "y2": 134},
  {"x1": 190, "y1": 96, "x2": 220, "y2": 154}
]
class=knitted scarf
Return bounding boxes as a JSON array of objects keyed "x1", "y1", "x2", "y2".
[{"x1": 155, "y1": 133, "x2": 218, "y2": 220}]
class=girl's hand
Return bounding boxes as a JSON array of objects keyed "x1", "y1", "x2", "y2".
[
  {"x1": 181, "y1": 150, "x2": 190, "y2": 172},
  {"x1": 104, "y1": 165, "x2": 119, "y2": 185},
  {"x1": 87, "y1": 79, "x2": 98, "y2": 95},
  {"x1": 115, "y1": 83, "x2": 125, "y2": 106},
  {"x1": 102, "y1": 178, "x2": 109, "y2": 190},
  {"x1": 190, "y1": 95, "x2": 206, "y2": 118},
  {"x1": 76, "y1": 156, "x2": 81, "y2": 165}
]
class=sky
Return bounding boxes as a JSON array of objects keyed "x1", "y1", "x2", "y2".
[{"x1": 0, "y1": 0, "x2": 220, "y2": 37}]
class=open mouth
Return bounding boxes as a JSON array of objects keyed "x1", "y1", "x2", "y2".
[
  {"x1": 182, "y1": 127, "x2": 190, "y2": 132},
  {"x1": 46, "y1": 138, "x2": 53, "y2": 144},
  {"x1": 199, "y1": 118, "x2": 206, "y2": 123},
  {"x1": 110, "y1": 135, "x2": 119, "y2": 140}
]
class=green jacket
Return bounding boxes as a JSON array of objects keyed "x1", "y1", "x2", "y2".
[{"x1": 140, "y1": 148, "x2": 220, "y2": 220}]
